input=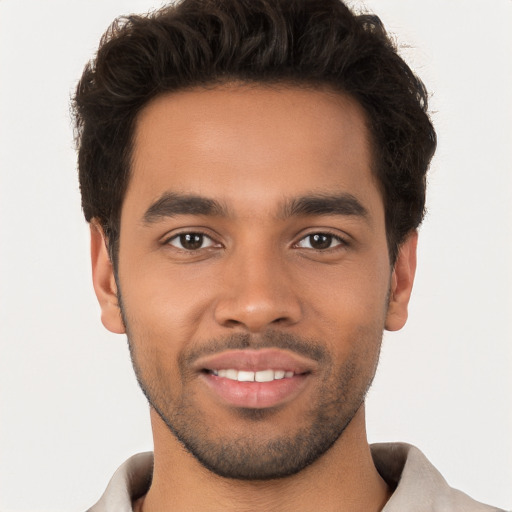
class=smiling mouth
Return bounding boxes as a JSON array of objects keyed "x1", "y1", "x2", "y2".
[
  {"x1": 195, "y1": 349, "x2": 315, "y2": 408},
  {"x1": 201, "y1": 367, "x2": 311, "y2": 409},
  {"x1": 207, "y1": 369, "x2": 303, "y2": 382}
]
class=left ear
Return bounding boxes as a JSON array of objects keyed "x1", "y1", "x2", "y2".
[{"x1": 385, "y1": 231, "x2": 418, "y2": 332}]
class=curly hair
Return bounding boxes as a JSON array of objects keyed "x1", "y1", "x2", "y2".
[{"x1": 73, "y1": 0, "x2": 436, "y2": 265}]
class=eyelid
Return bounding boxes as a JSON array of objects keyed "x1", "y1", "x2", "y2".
[
  {"x1": 162, "y1": 228, "x2": 223, "y2": 250},
  {"x1": 293, "y1": 229, "x2": 350, "y2": 250},
  {"x1": 160, "y1": 227, "x2": 350, "y2": 252}
]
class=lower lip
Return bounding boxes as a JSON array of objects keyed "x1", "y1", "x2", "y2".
[{"x1": 201, "y1": 373, "x2": 310, "y2": 409}]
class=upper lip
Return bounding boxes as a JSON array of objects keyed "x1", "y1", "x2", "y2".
[{"x1": 193, "y1": 348, "x2": 316, "y2": 374}]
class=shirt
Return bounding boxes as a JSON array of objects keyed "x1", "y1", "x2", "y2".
[{"x1": 88, "y1": 443, "x2": 506, "y2": 511}]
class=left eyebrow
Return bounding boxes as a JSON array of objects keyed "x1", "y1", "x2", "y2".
[
  {"x1": 278, "y1": 193, "x2": 369, "y2": 220},
  {"x1": 142, "y1": 192, "x2": 228, "y2": 224}
]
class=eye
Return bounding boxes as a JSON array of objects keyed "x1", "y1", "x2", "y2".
[
  {"x1": 296, "y1": 233, "x2": 344, "y2": 250},
  {"x1": 167, "y1": 232, "x2": 217, "y2": 251}
]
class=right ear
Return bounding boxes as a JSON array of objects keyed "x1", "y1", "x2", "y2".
[{"x1": 90, "y1": 220, "x2": 125, "y2": 334}]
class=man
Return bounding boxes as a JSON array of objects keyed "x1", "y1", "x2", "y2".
[{"x1": 72, "y1": 0, "x2": 505, "y2": 510}]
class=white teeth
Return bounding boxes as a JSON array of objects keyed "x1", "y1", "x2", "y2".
[
  {"x1": 255, "y1": 369, "x2": 274, "y2": 382},
  {"x1": 225, "y1": 369, "x2": 238, "y2": 380},
  {"x1": 237, "y1": 370, "x2": 255, "y2": 382},
  {"x1": 211, "y1": 369, "x2": 295, "y2": 382}
]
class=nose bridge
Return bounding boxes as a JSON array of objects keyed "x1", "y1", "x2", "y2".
[{"x1": 214, "y1": 238, "x2": 302, "y2": 332}]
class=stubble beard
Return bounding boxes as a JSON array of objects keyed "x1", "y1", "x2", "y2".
[{"x1": 124, "y1": 323, "x2": 382, "y2": 481}]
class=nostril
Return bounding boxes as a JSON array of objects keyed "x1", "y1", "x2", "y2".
[{"x1": 224, "y1": 319, "x2": 243, "y2": 328}]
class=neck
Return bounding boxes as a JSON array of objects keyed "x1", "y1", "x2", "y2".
[{"x1": 136, "y1": 406, "x2": 391, "y2": 512}]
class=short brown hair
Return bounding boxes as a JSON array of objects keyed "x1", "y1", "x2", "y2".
[{"x1": 73, "y1": 0, "x2": 436, "y2": 265}]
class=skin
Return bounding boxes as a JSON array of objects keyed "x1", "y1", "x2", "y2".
[{"x1": 91, "y1": 85, "x2": 417, "y2": 511}]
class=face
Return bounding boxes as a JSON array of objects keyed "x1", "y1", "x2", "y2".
[{"x1": 91, "y1": 85, "x2": 416, "y2": 480}]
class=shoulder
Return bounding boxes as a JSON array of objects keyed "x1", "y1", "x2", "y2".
[
  {"x1": 371, "y1": 443, "x2": 506, "y2": 512},
  {"x1": 87, "y1": 452, "x2": 153, "y2": 512}
]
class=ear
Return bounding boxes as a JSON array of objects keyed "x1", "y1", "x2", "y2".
[
  {"x1": 90, "y1": 220, "x2": 125, "y2": 334},
  {"x1": 385, "y1": 231, "x2": 418, "y2": 332}
]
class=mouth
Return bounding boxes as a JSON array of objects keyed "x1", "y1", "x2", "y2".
[
  {"x1": 207, "y1": 368, "x2": 298, "y2": 382},
  {"x1": 195, "y1": 349, "x2": 315, "y2": 409}
]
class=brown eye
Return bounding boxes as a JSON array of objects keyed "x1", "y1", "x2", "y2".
[
  {"x1": 297, "y1": 233, "x2": 342, "y2": 250},
  {"x1": 168, "y1": 233, "x2": 215, "y2": 250}
]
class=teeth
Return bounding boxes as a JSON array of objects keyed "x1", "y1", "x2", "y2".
[
  {"x1": 225, "y1": 369, "x2": 238, "y2": 380},
  {"x1": 255, "y1": 369, "x2": 274, "y2": 382},
  {"x1": 237, "y1": 370, "x2": 255, "y2": 382},
  {"x1": 211, "y1": 369, "x2": 296, "y2": 382}
]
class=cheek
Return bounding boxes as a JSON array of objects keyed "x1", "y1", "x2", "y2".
[
  {"x1": 301, "y1": 262, "x2": 390, "y2": 359},
  {"x1": 119, "y1": 261, "x2": 218, "y2": 344},
  {"x1": 303, "y1": 258, "x2": 390, "y2": 320}
]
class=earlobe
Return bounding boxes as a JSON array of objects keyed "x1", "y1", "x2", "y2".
[
  {"x1": 385, "y1": 231, "x2": 418, "y2": 332},
  {"x1": 90, "y1": 220, "x2": 125, "y2": 334}
]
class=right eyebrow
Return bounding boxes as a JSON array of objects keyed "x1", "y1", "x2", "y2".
[
  {"x1": 142, "y1": 192, "x2": 228, "y2": 224},
  {"x1": 278, "y1": 192, "x2": 369, "y2": 220}
]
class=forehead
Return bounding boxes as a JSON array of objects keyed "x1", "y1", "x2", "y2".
[{"x1": 126, "y1": 84, "x2": 380, "y2": 219}]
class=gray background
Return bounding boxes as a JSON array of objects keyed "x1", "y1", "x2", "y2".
[{"x1": 1, "y1": 0, "x2": 511, "y2": 510}]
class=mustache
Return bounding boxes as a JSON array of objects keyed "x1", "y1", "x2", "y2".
[{"x1": 180, "y1": 330, "x2": 328, "y2": 368}]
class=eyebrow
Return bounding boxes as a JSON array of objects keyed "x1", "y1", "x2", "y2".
[
  {"x1": 143, "y1": 192, "x2": 228, "y2": 224},
  {"x1": 142, "y1": 191, "x2": 368, "y2": 224},
  {"x1": 279, "y1": 193, "x2": 368, "y2": 220}
]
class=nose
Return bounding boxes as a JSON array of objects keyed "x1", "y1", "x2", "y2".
[{"x1": 214, "y1": 246, "x2": 303, "y2": 333}]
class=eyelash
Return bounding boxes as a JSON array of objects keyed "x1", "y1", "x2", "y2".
[
  {"x1": 165, "y1": 231, "x2": 219, "y2": 251},
  {"x1": 294, "y1": 231, "x2": 348, "y2": 251},
  {"x1": 164, "y1": 230, "x2": 348, "y2": 253}
]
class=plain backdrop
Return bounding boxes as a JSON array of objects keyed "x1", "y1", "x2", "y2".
[{"x1": 0, "y1": 1, "x2": 511, "y2": 510}]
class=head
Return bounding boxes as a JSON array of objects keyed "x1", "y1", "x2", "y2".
[
  {"x1": 73, "y1": 0, "x2": 436, "y2": 268},
  {"x1": 74, "y1": 0, "x2": 436, "y2": 481}
]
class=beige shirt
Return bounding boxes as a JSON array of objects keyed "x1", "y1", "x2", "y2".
[{"x1": 88, "y1": 443, "x2": 505, "y2": 511}]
